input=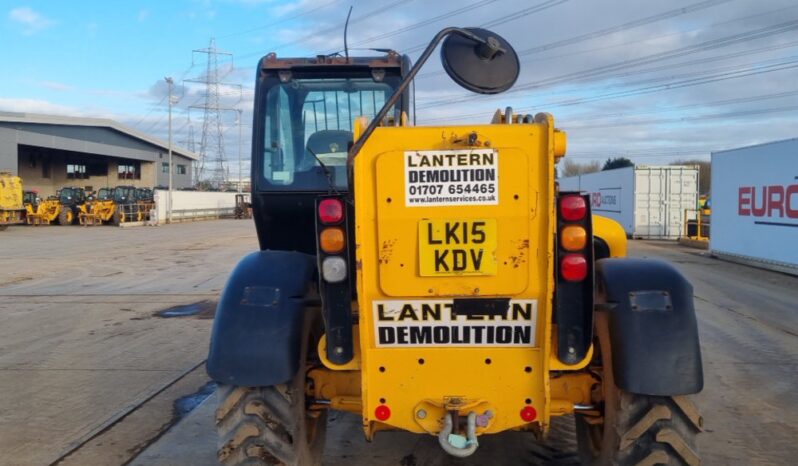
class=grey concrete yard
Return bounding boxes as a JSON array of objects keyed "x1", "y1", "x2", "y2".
[
  {"x1": 1, "y1": 222, "x2": 796, "y2": 465},
  {"x1": 0, "y1": 221, "x2": 256, "y2": 465}
]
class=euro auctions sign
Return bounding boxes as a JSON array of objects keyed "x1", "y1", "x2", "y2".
[
  {"x1": 738, "y1": 184, "x2": 798, "y2": 225},
  {"x1": 711, "y1": 139, "x2": 798, "y2": 272}
]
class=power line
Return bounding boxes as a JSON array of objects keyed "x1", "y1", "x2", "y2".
[
  {"x1": 432, "y1": 38, "x2": 798, "y2": 121},
  {"x1": 568, "y1": 39, "x2": 798, "y2": 89},
  {"x1": 429, "y1": 2, "x2": 798, "y2": 79},
  {"x1": 403, "y1": 0, "x2": 569, "y2": 54},
  {"x1": 132, "y1": 62, "x2": 198, "y2": 130},
  {"x1": 418, "y1": 18, "x2": 798, "y2": 110},
  {"x1": 417, "y1": 0, "x2": 732, "y2": 80},
  {"x1": 563, "y1": 105, "x2": 798, "y2": 131},
  {"x1": 420, "y1": 55, "x2": 798, "y2": 123},
  {"x1": 564, "y1": 89, "x2": 798, "y2": 123},
  {"x1": 237, "y1": 0, "x2": 416, "y2": 61},
  {"x1": 218, "y1": 0, "x2": 343, "y2": 39},
  {"x1": 323, "y1": 0, "x2": 502, "y2": 55},
  {"x1": 536, "y1": 58, "x2": 798, "y2": 108}
]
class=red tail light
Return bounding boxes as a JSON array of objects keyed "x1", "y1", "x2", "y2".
[
  {"x1": 560, "y1": 195, "x2": 586, "y2": 221},
  {"x1": 520, "y1": 405, "x2": 537, "y2": 422},
  {"x1": 375, "y1": 404, "x2": 391, "y2": 421},
  {"x1": 318, "y1": 198, "x2": 343, "y2": 224},
  {"x1": 561, "y1": 254, "x2": 588, "y2": 281}
]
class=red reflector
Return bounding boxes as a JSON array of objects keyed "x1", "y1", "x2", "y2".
[
  {"x1": 560, "y1": 195, "x2": 587, "y2": 221},
  {"x1": 561, "y1": 254, "x2": 588, "y2": 281},
  {"x1": 520, "y1": 405, "x2": 537, "y2": 422},
  {"x1": 375, "y1": 404, "x2": 391, "y2": 421},
  {"x1": 318, "y1": 199, "x2": 343, "y2": 224}
]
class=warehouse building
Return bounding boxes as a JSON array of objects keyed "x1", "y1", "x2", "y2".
[{"x1": 0, "y1": 112, "x2": 197, "y2": 197}]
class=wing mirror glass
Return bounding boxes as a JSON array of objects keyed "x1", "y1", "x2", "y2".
[{"x1": 441, "y1": 27, "x2": 519, "y2": 94}]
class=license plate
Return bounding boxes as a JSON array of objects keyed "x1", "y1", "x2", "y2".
[{"x1": 418, "y1": 219, "x2": 497, "y2": 276}]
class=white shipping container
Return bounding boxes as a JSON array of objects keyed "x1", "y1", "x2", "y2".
[
  {"x1": 559, "y1": 166, "x2": 699, "y2": 239},
  {"x1": 710, "y1": 138, "x2": 798, "y2": 275}
]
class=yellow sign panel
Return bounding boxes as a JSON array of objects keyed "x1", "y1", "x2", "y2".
[{"x1": 418, "y1": 219, "x2": 497, "y2": 276}]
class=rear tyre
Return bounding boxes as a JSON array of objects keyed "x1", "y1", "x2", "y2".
[
  {"x1": 575, "y1": 312, "x2": 703, "y2": 466},
  {"x1": 215, "y1": 311, "x2": 326, "y2": 466}
]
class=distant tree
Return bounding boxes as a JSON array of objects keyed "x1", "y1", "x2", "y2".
[
  {"x1": 602, "y1": 157, "x2": 634, "y2": 171},
  {"x1": 194, "y1": 180, "x2": 215, "y2": 191},
  {"x1": 671, "y1": 159, "x2": 711, "y2": 194},
  {"x1": 561, "y1": 159, "x2": 601, "y2": 177}
]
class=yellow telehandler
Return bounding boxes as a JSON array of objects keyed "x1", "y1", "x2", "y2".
[
  {"x1": 79, "y1": 186, "x2": 152, "y2": 225},
  {"x1": 25, "y1": 186, "x2": 85, "y2": 226},
  {"x1": 207, "y1": 27, "x2": 703, "y2": 466}
]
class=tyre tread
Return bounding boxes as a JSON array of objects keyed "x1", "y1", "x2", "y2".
[
  {"x1": 619, "y1": 396, "x2": 701, "y2": 466},
  {"x1": 216, "y1": 385, "x2": 296, "y2": 466},
  {"x1": 575, "y1": 313, "x2": 701, "y2": 466}
]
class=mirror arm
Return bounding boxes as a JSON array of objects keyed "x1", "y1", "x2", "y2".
[{"x1": 347, "y1": 27, "x2": 490, "y2": 166}]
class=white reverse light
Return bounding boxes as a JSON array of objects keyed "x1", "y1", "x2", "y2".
[{"x1": 322, "y1": 256, "x2": 347, "y2": 283}]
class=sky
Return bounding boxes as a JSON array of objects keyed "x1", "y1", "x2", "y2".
[{"x1": 2, "y1": 0, "x2": 797, "y2": 178}]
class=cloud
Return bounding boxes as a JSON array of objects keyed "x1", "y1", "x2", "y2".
[
  {"x1": 8, "y1": 6, "x2": 55, "y2": 35},
  {"x1": 38, "y1": 81, "x2": 74, "y2": 92},
  {"x1": 0, "y1": 97, "x2": 77, "y2": 115},
  {"x1": 138, "y1": 9, "x2": 150, "y2": 22}
]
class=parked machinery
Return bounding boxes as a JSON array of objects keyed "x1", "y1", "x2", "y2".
[
  {"x1": 134, "y1": 187, "x2": 156, "y2": 222},
  {"x1": 79, "y1": 187, "x2": 113, "y2": 226},
  {"x1": 0, "y1": 172, "x2": 25, "y2": 230},
  {"x1": 206, "y1": 27, "x2": 704, "y2": 466},
  {"x1": 26, "y1": 186, "x2": 86, "y2": 226},
  {"x1": 233, "y1": 193, "x2": 251, "y2": 219},
  {"x1": 80, "y1": 186, "x2": 143, "y2": 225}
]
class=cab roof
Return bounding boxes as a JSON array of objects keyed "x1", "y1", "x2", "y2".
[{"x1": 259, "y1": 52, "x2": 403, "y2": 72}]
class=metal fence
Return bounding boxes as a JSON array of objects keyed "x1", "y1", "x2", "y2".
[{"x1": 683, "y1": 208, "x2": 710, "y2": 241}]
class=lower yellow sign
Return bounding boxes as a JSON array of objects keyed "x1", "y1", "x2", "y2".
[{"x1": 418, "y1": 218, "x2": 497, "y2": 276}]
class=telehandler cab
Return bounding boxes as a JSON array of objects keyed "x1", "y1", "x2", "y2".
[{"x1": 208, "y1": 27, "x2": 703, "y2": 466}]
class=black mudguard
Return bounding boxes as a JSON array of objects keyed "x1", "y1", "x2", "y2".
[
  {"x1": 596, "y1": 258, "x2": 703, "y2": 396},
  {"x1": 207, "y1": 250, "x2": 315, "y2": 387}
]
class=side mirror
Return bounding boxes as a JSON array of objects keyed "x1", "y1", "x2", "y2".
[
  {"x1": 349, "y1": 26, "x2": 519, "y2": 164},
  {"x1": 440, "y1": 27, "x2": 519, "y2": 94}
]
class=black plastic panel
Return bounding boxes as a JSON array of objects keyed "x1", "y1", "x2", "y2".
[
  {"x1": 207, "y1": 250, "x2": 315, "y2": 386},
  {"x1": 596, "y1": 258, "x2": 704, "y2": 396}
]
